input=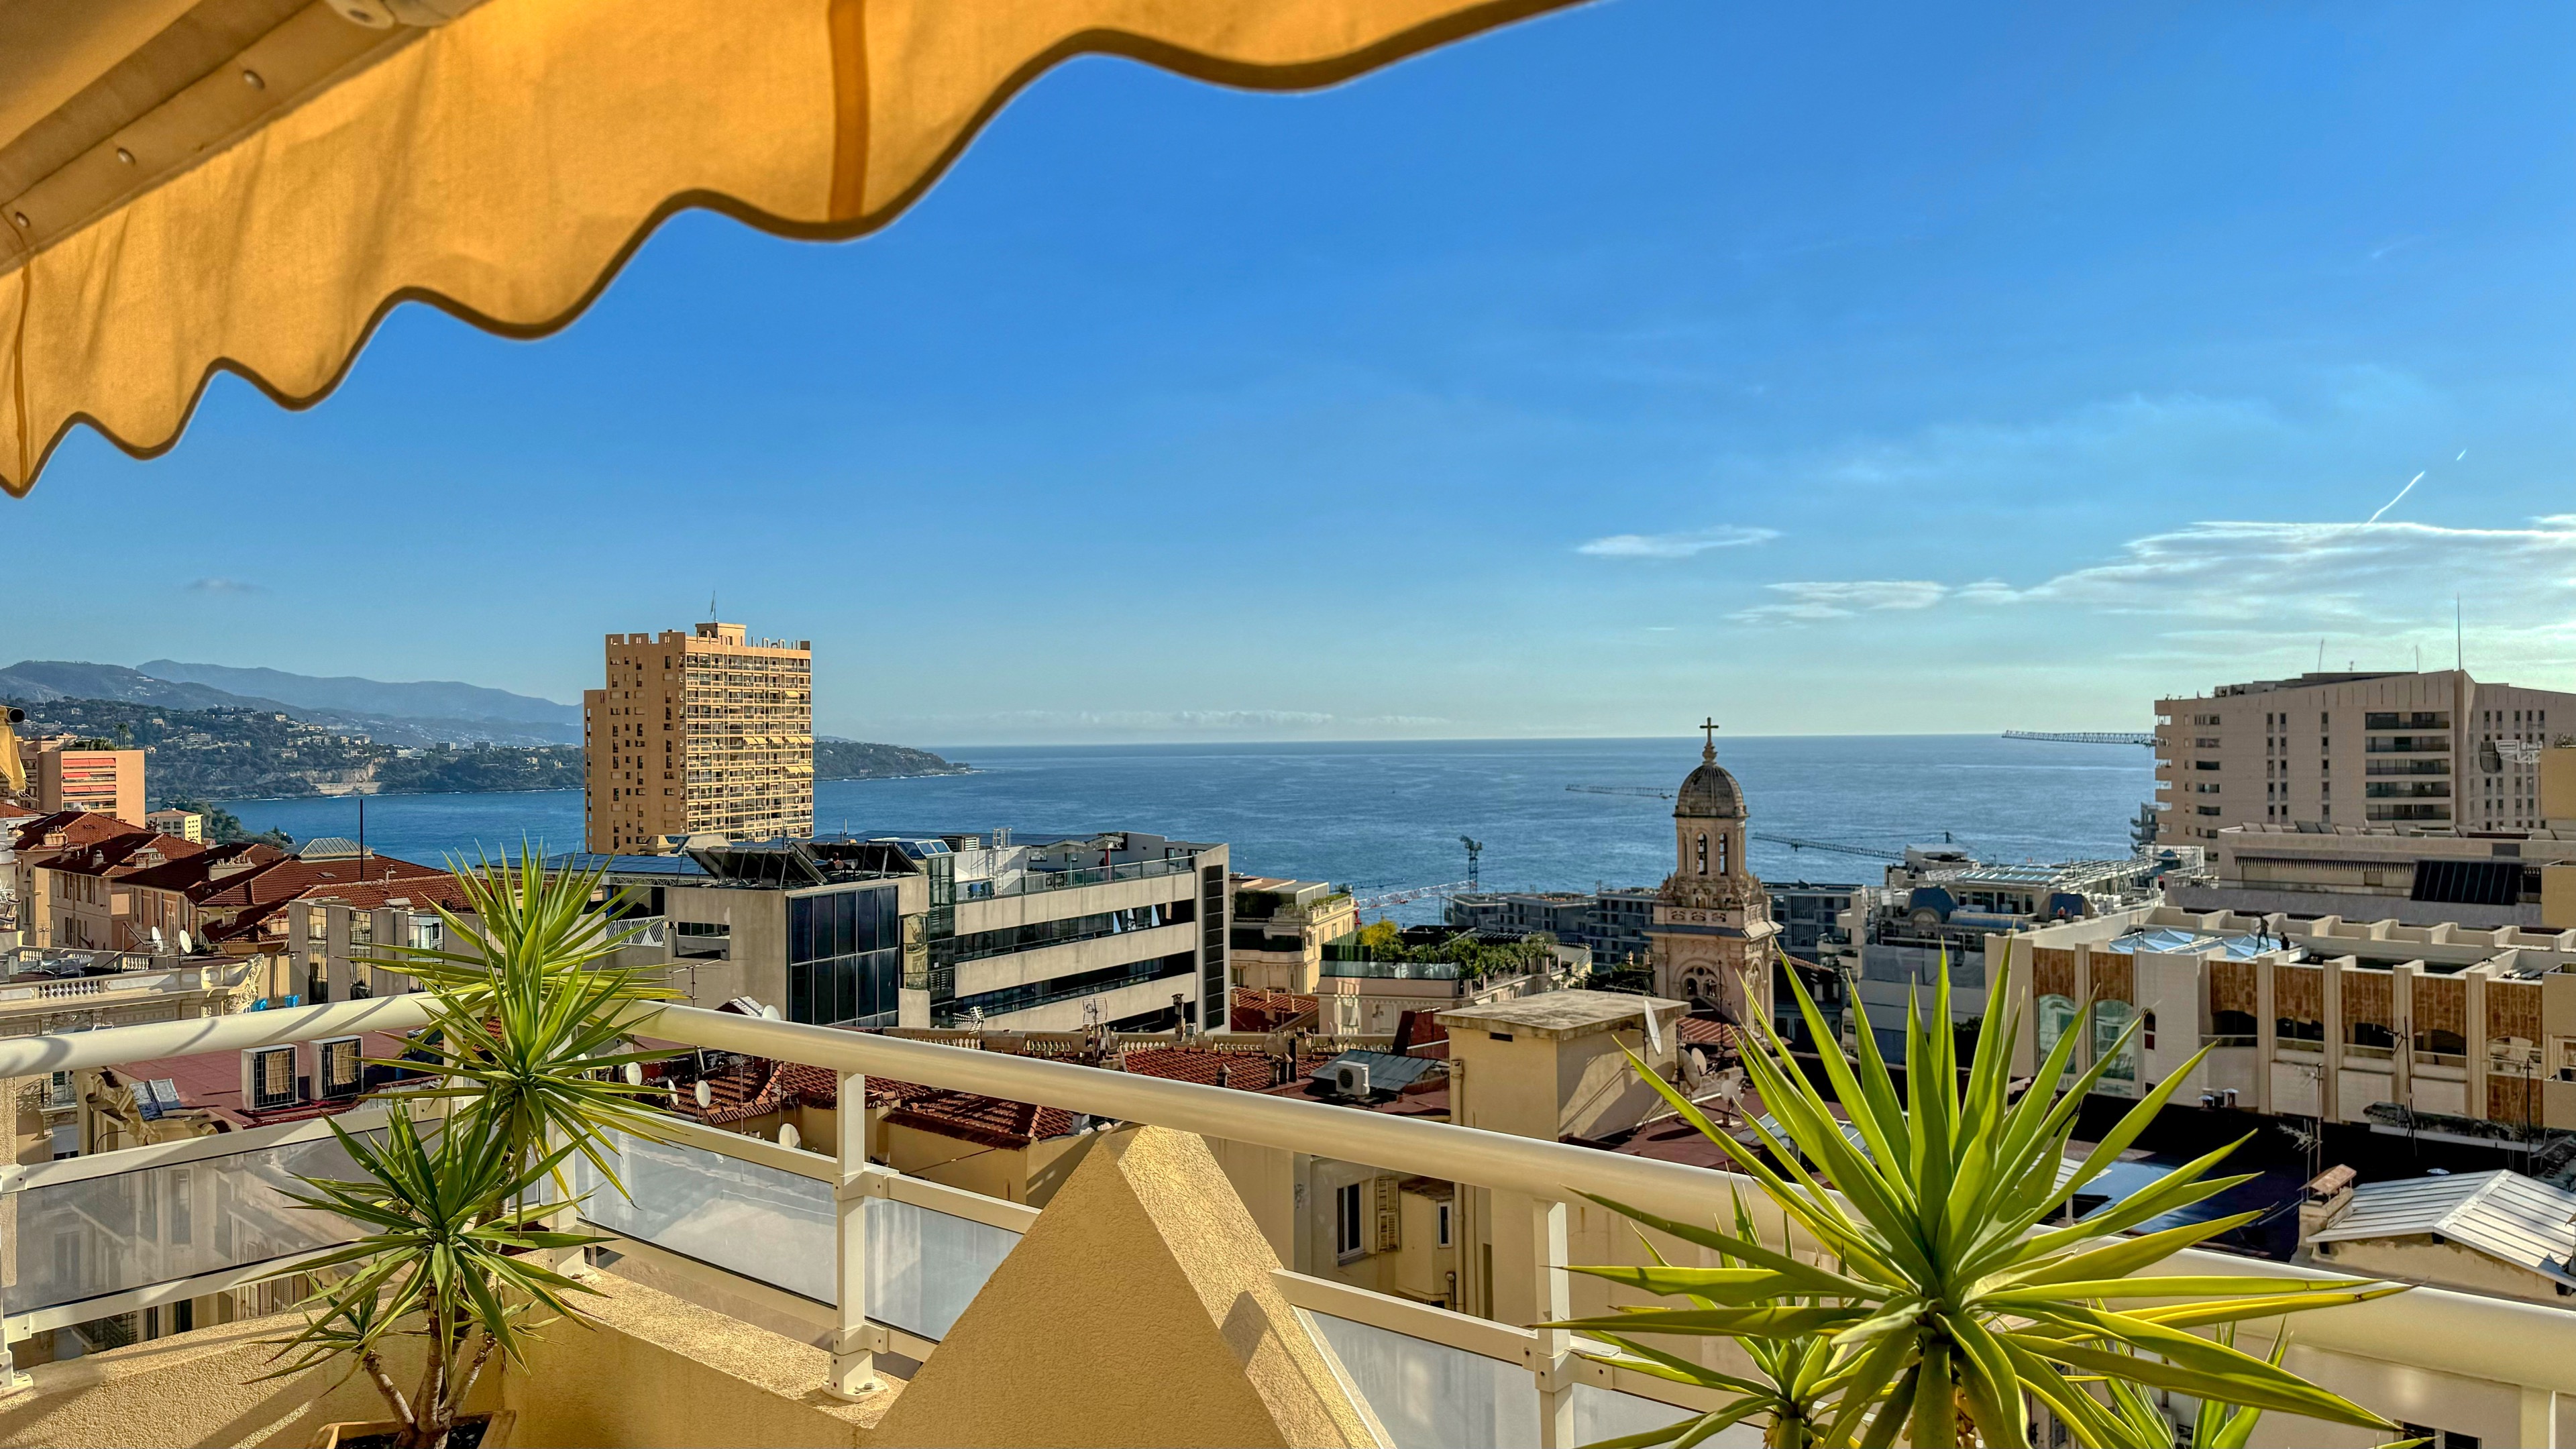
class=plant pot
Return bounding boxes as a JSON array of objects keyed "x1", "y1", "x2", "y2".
[{"x1": 311, "y1": 1409, "x2": 514, "y2": 1449}]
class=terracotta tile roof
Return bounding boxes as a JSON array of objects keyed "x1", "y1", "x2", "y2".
[
  {"x1": 44, "y1": 832, "x2": 206, "y2": 880},
  {"x1": 193, "y1": 854, "x2": 451, "y2": 945},
  {"x1": 193, "y1": 853, "x2": 444, "y2": 911},
  {"x1": 119, "y1": 842, "x2": 286, "y2": 897},
  {"x1": 1228, "y1": 986, "x2": 1318, "y2": 1032},
  {"x1": 9, "y1": 811, "x2": 140, "y2": 853},
  {"x1": 882, "y1": 1090, "x2": 1084, "y2": 1150},
  {"x1": 1121, "y1": 1046, "x2": 1287, "y2": 1092},
  {"x1": 1679, "y1": 1016, "x2": 1737, "y2": 1050}
]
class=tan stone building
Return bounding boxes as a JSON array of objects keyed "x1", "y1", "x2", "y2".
[
  {"x1": 583, "y1": 621, "x2": 813, "y2": 853},
  {"x1": 2155, "y1": 669, "x2": 2576, "y2": 843},
  {"x1": 14, "y1": 737, "x2": 144, "y2": 824},
  {"x1": 1648, "y1": 724, "x2": 1776, "y2": 1022}
]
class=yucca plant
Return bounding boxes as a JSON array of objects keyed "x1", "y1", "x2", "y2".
[
  {"x1": 1552, "y1": 950, "x2": 2406, "y2": 1448},
  {"x1": 263, "y1": 853, "x2": 677, "y2": 1447},
  {"x1": 262, "y1": 1108, "x2": 601, "y2": 1449},
  {"x1": 373, "y1": 851, "x2": 677, "y2": 1195},
  {"x1": 1581, "y1": 1191, "x2": 1845, "y2": 1448}
]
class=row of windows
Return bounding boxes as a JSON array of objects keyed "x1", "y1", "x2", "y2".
[
  {"x1": 951, "y1": 901, "x2": 1193, "y2": 965},
  {"x1": 943, "y1": 950, "x2": 1197, "y2": 1022}
]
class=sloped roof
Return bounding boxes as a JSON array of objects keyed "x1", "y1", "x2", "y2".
[
  {"x1": 2310, "y1": 1170, "x2": 2576, "y2": 1289},
  {"x1": 44, "y1": 831, "x2": 206, "y2": 879},
  {"x1": 8, "y1": 810, "x2": 138, "y2": 852}
]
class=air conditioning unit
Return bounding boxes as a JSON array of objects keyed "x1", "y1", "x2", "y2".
[
  {"x1": 1329, "y1": 1061, "x2": 1372, "y2": 1098},
  {"x1": 242, "y1": 1045, "x2": 299, "y2": 1111},
  {"x1": 317, "y1": 1036, "x2": 366, "y2": 1100}
]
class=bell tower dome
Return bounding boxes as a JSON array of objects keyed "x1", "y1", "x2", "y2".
[{"x1": 1648, "y1": 719, "x2": 1778, "y2": 1024}]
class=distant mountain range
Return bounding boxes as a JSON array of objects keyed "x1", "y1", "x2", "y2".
[
  {"x1": 140, "y1": 659, "x2": 578, "y2": 728},
  {"x1": 0, "y1": 661, "x2": 579, "y2": 747}
]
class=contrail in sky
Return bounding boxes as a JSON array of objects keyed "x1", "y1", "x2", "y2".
[{"x1": 2367, "y1": 470, "x2": 2425, "y2": 525}]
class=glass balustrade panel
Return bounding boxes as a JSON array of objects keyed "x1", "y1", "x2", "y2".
[
  {"x1": 7, "y1": 1129, "x2": 376, "y2": 1315},
  {"x1": 1303, "y1": 1310, "x2": 1539, "y2": 1449},
  {"x1": 572, "y1": 1128, "x2": 833, "y2": 1303},
  {"x1": 863, "y1": 1195, "x2": 1020, "y2": 1342}
]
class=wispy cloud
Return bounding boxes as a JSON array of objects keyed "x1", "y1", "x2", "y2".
[
  {"x1": 1735, "y1": 580, "x2": 1947, "y2": 623},
  {"x1": 1738, "y1": 517, "x2": 2576, "y2": 637},
  {"x1": 1577, "y1": 525, "x2": 1778, "y2": 559},
  {"x1": 184, "y1": 578, "x2": 264, "y2": 595},
  {"x1": 932, "y1": 708, "x2": 1450, "y2": 731}
]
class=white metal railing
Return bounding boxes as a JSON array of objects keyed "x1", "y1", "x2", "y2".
[{"x1": 0, "y1": 998, "x2": 2570, "y2": 1445}]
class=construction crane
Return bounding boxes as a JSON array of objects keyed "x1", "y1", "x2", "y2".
[
  {"x1": 2002, "y1": 730, "x2": 2156, "y2": 747},
  {"x1": 1750, "y1": 833, "x2": 1902, "y2": 863},
  {"x1": 1460, "y1": 836, "x2": 1483, "y2": 891},
  {"x1": 1566, "y1": 786, "x2": 1905, "y2": 863}
]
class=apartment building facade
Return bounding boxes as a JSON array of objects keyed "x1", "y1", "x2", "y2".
[
  {"x1": 583, "y1": 621, "x2": 813, "y2": 853},
  {"x1": 1998, "y1": 905, "x2": 2576, "y2": 1143},
  {"x1": 12, "y1": 737, "x2": 144, "y2": 824},
  {"x1": 2155, "y1": 669, "x2": 2576, "y2": 843}
]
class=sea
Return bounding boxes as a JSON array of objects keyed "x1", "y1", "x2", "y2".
[{"x1": 218, "y1": 735, "x2": 2152, "y2": 921}]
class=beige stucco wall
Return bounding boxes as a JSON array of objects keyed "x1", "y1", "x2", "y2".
[
  {"x1": 0, "y1": 1309, "x2": 495, "y2": 1448},
  {"x1": 869, "y1": 1126, "x2": 1371, "y2": 1448},
  {"x1": 2308, "y1": 1234, "x2": 2575, "y2": 1309},
  {"x1": 0, "y1": 1273, "x2": 886, "y2": 1449}
]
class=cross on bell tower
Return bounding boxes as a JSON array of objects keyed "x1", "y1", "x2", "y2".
[{"x1": 1701, "y1": 717, "x2": 1718, "y2": 762}]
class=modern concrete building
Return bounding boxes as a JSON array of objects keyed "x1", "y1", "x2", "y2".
[
  {"x1": 2154, "y1": 669, "x2": 2576, "y2": 843},
  {"x1": 576, "y1": 828, "x2": 1231, "y2": 1034},
  {"x1": 583, "y1": 621, "x2": 813, "y2": 853},
  {"x1": 1835, "y1": 847, "x2": 2176, "y2": 1059},
  {"x1": 2168, "y1": 745, "x2": 2576, "y2": 931}
]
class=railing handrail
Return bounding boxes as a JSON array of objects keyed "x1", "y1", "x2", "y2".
[{"x1": 9, "y1": 997, "x2": 2576, "y2": 1396}]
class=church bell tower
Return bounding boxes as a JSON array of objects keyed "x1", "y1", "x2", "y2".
[{"x1": 1648, "y1": 720, "x2": 1778, "y2": 1025}]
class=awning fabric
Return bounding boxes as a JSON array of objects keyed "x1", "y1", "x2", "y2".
[{"x1": 0, "y1": 0, "x2": 1579, "y2": 496}]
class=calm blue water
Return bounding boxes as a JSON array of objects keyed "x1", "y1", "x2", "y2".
[{"x1": 217, "y1": 735, "x2": 2151, "y2": 922}]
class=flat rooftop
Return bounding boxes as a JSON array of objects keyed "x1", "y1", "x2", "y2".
[{"x1": 1438, "y1": 990, "x2": 1683, "y2": 1039}]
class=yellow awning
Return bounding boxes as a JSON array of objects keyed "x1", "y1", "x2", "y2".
[{"x1": 0, "y1": 0, "x2": 1579, "y2": 496}]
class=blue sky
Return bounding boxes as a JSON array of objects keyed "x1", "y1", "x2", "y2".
[{"x1": 8, "y1": 0, "x2": 2571, "y2": 745}]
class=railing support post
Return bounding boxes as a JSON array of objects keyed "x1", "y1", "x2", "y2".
[
  {"x1": 828, "y1": 1069, "x2": 883, "y2": 1400},
  {"x1": 0, "y1": 1163, "x2": 25, "y2": 1396},
  {"x1": 1529, "y1": 1196, "x2": 1574, "y2": 1449}
]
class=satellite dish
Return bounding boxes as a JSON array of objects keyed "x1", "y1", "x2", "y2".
[
  {"x1": 759, "y1": 1004, "x2": 783, "y2": 1021},
  {"x1": 623, "y1": 1063, "x2": 644, "y2": 1087},
  {"x1": 176, "y1": 930, "x2": 194, "y2": 955},
  {"x1": 694, "y1": 1080, "x2": 712, "y2": 1110},
  {"x1": 1642, "y1": 1004, "x2": 1664, "y2": 1054},
  {"x1": 777, "y1": 1122, "x2": 800, "y2": 1150}
]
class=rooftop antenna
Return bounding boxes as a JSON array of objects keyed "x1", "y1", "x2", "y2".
[
  {"x1": 2455, "y1": 594, "x2": 2463, "y2": 673},
  {"x1": 2316, "y1": 639, "x2": 2324, "y2": 672}
]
